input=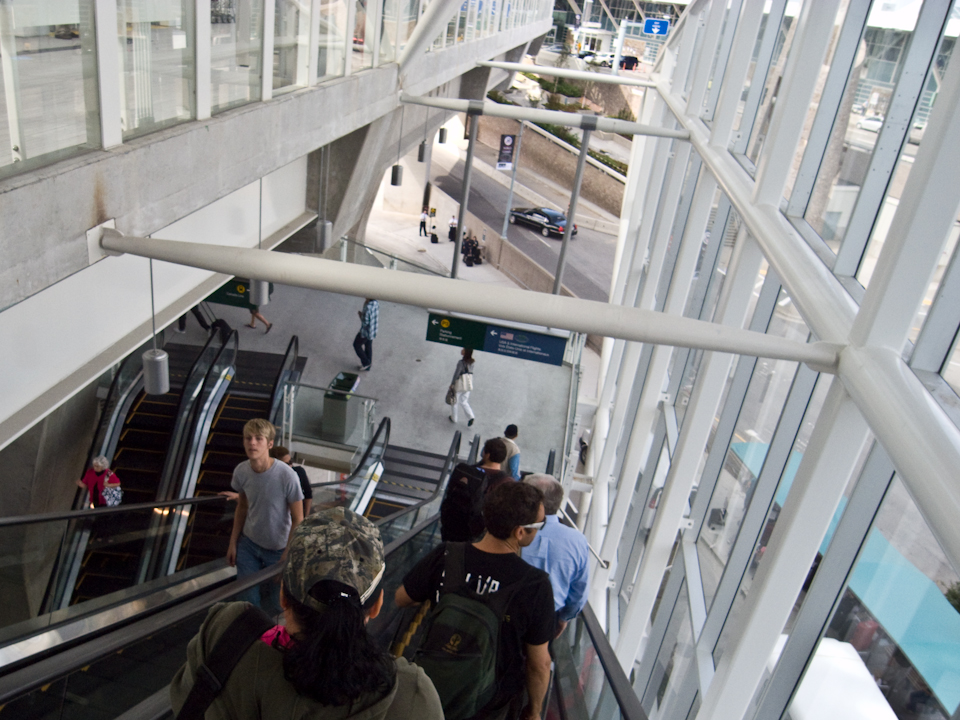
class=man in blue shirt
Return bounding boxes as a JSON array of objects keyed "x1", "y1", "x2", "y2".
[
  {"x1": 354, "y1": 298, "x2": 379, "y2": 371},
  {"x1": 521, "y1": 474, "x2": 590, "y2": 635}
]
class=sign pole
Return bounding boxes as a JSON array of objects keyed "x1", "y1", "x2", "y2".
[
  {"x1": 553, "y1": 123, "x2": 594, "y2": 294},
  {"x1": 500, "y1": 119, "x2": 525, "y2": 239}
]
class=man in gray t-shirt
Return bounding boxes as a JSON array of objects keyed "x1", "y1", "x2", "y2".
[{"x1": 227, "y1": 418, "x2": 303, "y2": 614}]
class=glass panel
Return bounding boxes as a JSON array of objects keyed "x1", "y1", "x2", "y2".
[
  {"x1": 379, "y1": 0, "x2": 400, "y2": 63},
  {"x1": 806, "y1": 478, "x2": 960, "y2": 719},
  {"x1": 856, "y1": 7, "x2": 960, "y2": 291},
  {"x1": 802, "y1": 9, "x2": 925, "y2": 252},
  {"x1": 780, "y1": 1, "x2": 852, "y2": 200},
  {"x1": 697, "y1": 288, "x2": 809, "y2": 606},
  {"x1": 117, "y1": 0, "x2": 194, "y2": 139},
  {"x1": 290, "y1": 383, "x2": 377, "y2": 448},
  {"x1": 744, "y1": 2, "x2": 802, "y2": 168},
  {"x1": 318, "y1": 0, "x2": 348, "y2": 81},
  {"x1": 641, "y1": 583, "x2": 693, "y2": 719},
  {"x1": 0, "y1": 0, "x2": 100, "y2": 178},
  {"x1": 943, "y1": 324, "x2": 960, "y2": 396},
  {"x1": 351, "y1": 0, "x2": 374, "y2": 71},
  {"x1": 547, "y1": 614, "x2": 624, "y2": 720},
  {"x1": 273, "y1": 0, "x2": 309, "y2": 93},
  {"x1": 210, "y1": 0, "x2": 264, "y2": 114}
]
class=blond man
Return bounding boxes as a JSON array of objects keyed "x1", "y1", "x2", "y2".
[{"x1": 227, "y1": 418, "x2": 303, "y2": 614}]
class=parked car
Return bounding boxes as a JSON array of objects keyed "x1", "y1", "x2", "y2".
[
  {"x1": 908, "y1": 121, "x2": 926, "y2": 144},
  {"x1": 585, "y1": 52, "x2": 616, "y2": 67},
  {"x1": 856, "y1": 116, "x2": 884, "y2": 132},
  {"x1": 620, "y1": 55, "x2": 639, "y2": 70},
  {"x1": 509, "y1": 207, "x2": 578, "y2": 238}
]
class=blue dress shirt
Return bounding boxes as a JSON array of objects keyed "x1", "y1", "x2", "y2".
[{"x1": 521, "y1": 515, "x2": 590, "y2": 621}]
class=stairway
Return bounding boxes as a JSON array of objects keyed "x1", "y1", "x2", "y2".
[
  {"x1": 71, "y1": 345, "x2": 200, "y2": 604},
  {"x1": 364, "y1": 445, "x2": 451, "y2": 521}
]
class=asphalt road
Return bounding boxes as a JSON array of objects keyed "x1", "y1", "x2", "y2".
[{"x1": 433, "y1": 154, "x2": 618, "y2": 302}]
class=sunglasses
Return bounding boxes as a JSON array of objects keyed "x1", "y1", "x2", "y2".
[{"x1": 522, "y1": 521, "x2": 545, "y2": 531}]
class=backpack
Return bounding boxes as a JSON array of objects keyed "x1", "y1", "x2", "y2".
[
  {"x1": 440, "y1": 464, "x2": 489, "y2": 542},
  {"x1": 414, "y1": 543, "x2": 520, "y2": 720}
]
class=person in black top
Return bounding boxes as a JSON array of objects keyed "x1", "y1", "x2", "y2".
[
  {"x1": 271, "y1": 446, "x2": 313, "y2": 516},
  {"x1": 396, "y1": 482, "x2": 554, "y2": 720},
  {"x1": 440, "y1": 437, "x2": 509, "y2": 542}
]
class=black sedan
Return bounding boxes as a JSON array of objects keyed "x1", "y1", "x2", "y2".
[{"x1": 508, "y1": 207, "x2": 578, "y2": 238}]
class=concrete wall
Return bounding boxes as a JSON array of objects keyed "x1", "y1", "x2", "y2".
[{"x1": 475, "y1": 115, "x2": 625, "y2": 216}]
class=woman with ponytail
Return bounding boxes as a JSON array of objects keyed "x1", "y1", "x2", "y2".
[{"x1": 171, "y1": 508, "x2": 443, "y2": 719}]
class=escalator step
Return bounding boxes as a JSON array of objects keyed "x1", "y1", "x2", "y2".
[
  {"x1": 224, "y1": 396, "x2": 271, "y2": 411},
  {"x1": 126, "y1": 413, "x2": 177, "y2": 431},
  {"x1": 114, "y1": 448, "x2": 165, "y2": 473},
  {"x1": 207, "y1": 432, "x2": 243, "y2": 451},
  {"x1": 119, "y1": 428, "x2": 171, "y2": 449}
]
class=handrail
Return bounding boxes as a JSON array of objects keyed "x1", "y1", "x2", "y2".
[
  {"x1": 545, "y1": 449, "x2": 556, "y2": 475},
  {"x1": 467, "y1": 433, "x2": 481, "y2": 464},
  {"x1": 294, "y1": 382, "x2": 379, "y2": 402},
  {"x1": 0, "y1": 495, "x2": 229, "y2": 529},
  {"x1": 340, "y1": 236, "x2": 450, "y2": 278},
  {"x1": 349, "y1": 417, "x2": 392, "y2": 515},
  {"x1": 581, "y1": 604, "x2": 649, "y2": 720},
  {"x1": 269, "y1": 335, "x2": 299, "y2": 426}
]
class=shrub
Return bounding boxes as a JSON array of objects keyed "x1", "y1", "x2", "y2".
[{"x1": 947, "y1": 582, "x2": 960, "y2": 613}]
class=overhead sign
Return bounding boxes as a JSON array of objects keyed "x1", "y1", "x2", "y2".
[
  {"x1": 426, "y1": 313, "x2": 567, "y2": 366},
  {"x1": 643, "y1": 18, "x2": 670, "y2": 35},
  {"x1": 497, "y1": 134, "x2": 516, "y2": 171}
]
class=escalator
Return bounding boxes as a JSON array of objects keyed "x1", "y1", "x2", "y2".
[
  {"x1": 0, "y1": 462, "x2": 645, "y2": 720},
  {"x1": 174, "y1": 338, "x2": 304, "y2": 571}
]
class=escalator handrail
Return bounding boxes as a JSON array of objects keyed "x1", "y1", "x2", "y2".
[
  {"x1": 0, "y1": 495, "x2": 229, "y2": 529},
  {"x1": 0, "y1": 506, "x2": 440, "y2": 705},
  {"x1": 581, "y1": 604, "x2": 649, "y2": 720},
  {"x1": 467, "y1": 433, "x2": 481, "y2": 465},
  {"x1": 269, "y1": 335, "x2": 299, "y2": 426},
  {"x1": 157, "y1": 330, "x2": 234, "y2": 501},
  {"x1": 349, "y1": 416, "x2": 391, "y2": 479}
]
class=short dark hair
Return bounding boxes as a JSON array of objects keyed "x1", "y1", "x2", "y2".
[
  {"x1": 504, "y1": 424, "x2": 518, "y2": 439},
  {"x1": 483, "y1": 438, "x2": 507, "y2": 463},
  {"x1": 270, "y1": 445, "x2": 291, "y2": 459},
  {"x1": 483, "y1": 482, "x2": 543, "y2": 539}
]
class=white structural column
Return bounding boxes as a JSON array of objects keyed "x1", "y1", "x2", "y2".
[
  {"x1": 708, "y1": 0, "x2": 765, "y2": 147},
  {"x1": 751, "y1": 0, "x2": 836, "y2": 207},
  {"x1": 694, "y1": 382, "x2": 870, "y2": 720},
  {"x1": 684, "y1": 0, "x2": 726, "y2": 114},
  {"x1": 93, "y1": 0, "x2": 123, "y2": 148},
  {"x1": 616, "y1": 231, "x2": 765, "y2": 671},
  {"x1": 261, "y1": 0, "x2": 276, "y2": 101},
  {"x1": 0, "y1": 0, "x2": 24, "y2": 162},
  {"x1": 196, "y1": 0, "x2": 212, "y2": 119}
]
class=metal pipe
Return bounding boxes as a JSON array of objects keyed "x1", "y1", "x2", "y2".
[
  {"x1": 500, "y1": 120, "x2": 525, "y2": 239},
  {"x1": 400, "y1": 93, "x2": 688, "y2": 140},
  {"x1": 553, "y1": 124, "x2": 593, "y2": 294},
  {"x1": 100, "y1": 229, "x2": 841, "y2": 370},
  {"x1": 453, "y1": 103, "x2": 482, "y2": 278},
  {"x1": 477, "y1": 60, "x2": 657, "y2": 89}
]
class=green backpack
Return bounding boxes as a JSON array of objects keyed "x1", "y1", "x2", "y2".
[{"x1": 414, "y1": 543, "x2": 520, "y2": 720}]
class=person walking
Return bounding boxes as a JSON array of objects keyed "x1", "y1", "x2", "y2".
[
  {"x1": 354, "y1": 298, "x2": 379, "y2": 371},
  {"x1": 247, "y1": 304, "x2": 272, "y2": 333},
  {"x1": 448, "y1": 214, "x2": 458, "y2": 242},
  {"x1": 419, "y1": 208, "x2": 429, "y2": 237},
  {"x1": 449, "y1": 348, "x2": 475, "y2": 426}
]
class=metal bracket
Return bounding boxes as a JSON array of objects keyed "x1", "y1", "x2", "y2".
[{"x1": 86, "y1": 219, "x2": 117, "y2": 263}]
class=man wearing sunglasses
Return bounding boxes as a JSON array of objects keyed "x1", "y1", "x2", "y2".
[{"x1": 396, "y1": 482, "x2": 554, "y2": 720}]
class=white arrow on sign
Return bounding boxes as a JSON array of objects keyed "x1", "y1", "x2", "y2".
[
  {"x1": 431, "y1": 319, "x2": 439, "y2": 325},
  {"x1": 490, "y1": 330, "x2": 498, "y2": 336}
]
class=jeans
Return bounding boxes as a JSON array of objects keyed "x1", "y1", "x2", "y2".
[
  {"x1": 235, "y1": 535, "x2": 284, "y2": 616},
  {"x1": 354, "y1": 332, "x2": 373, "y2": 368}
]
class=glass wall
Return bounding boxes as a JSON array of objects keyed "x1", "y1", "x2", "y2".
[
  {"x1": 210, "y1": 0, "x2": 264, "y2": 113},
  {"x1": 351, "y1": 0, "x2": 374, "y2": 71},
  {"x1": 273, "y1": 0, "x2": 309, "y2": 93},
  {"x1": 0, "y1": 0, "x2": 101, "y2": 176},
  {"x1": 318, "y1": 0, "x2": 348, "y2": 81},
  {"x1": 118, "y1": 0, "x2": 195, "y2": 138}
]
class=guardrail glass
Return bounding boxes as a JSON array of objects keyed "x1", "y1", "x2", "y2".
[{"x1": 288, "y1": 382, "x2": 377, "y2": 448}]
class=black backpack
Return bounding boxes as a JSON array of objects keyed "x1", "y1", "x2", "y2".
[
  {"x1": 414, "y1": 543, "x2": 520, "y2": 720},
  {"x1": 440, "y1": 464, "x2": 490, "y2": 542}
]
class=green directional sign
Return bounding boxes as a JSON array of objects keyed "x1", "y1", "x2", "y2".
[
  {"x1": 426, "y1": 313, "x2": 568, "y2": 366},
  {"x1": 426, "y1": 313, "x2": 487, "y2": 349},
  {"x1": 206, "y1": 278, "x2": 273, "y2": 309}
]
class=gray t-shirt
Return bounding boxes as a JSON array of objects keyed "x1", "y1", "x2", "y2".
[{"x1": 232, "y1": 459, "x2": 304, "y2": 550}]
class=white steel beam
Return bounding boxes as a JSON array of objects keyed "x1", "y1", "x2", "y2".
[
  {"x1": 397, "y1": 0, "x2": 463, "y2": 71},
  {"x1": 196, "y1": 0, "x2": 212, "y2": 120},
  {"x1": 99, "y1": 231, "x2": 840, "y2": 369},
  {"x1": 93, "y1": 0, "x2": 123, "y2": 148},
  {"x1": 709, "y1": 0, "x2": 765, "y2": 148},
  {"x1": 478, "y1": 60, "x2": 656, "y2": 89}
]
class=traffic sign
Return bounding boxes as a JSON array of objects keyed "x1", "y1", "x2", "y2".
[
  {"x1": 643, "y1": 18, "x2": 670, "y2": 35},
  {"x1": 426, "y1": 313, "x2": 567, "y2": 366}
]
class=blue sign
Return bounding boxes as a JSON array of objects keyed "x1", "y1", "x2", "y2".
[
  {"x1": 643, "y1": 18, "x2": 670, "y2": 35},
  {"x1": 482, "y1": 324, "x2": 567, "y2": 366}
]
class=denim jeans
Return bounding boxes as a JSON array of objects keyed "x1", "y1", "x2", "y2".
[
  {"x1": 235, "y1": 534, "x2": 284, "y2": 616},
  {"x1": 353, "y1": 332, "x2": 373, "y2": 368}
]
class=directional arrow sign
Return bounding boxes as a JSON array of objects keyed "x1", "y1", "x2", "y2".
[{"x1": 426, "y1": 313, "x2": 567, "y2": 366}]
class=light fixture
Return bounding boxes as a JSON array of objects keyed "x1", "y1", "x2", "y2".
[
  {"x1": 418, "y1": 141, "x2": 426, "y2": 162},
  {"x1": 438, "y1": 127, "x2": 447, "y2": 143},
  {"x1": 391, "y1": 105, "x2": 405, "y2": 186},
  {"x1": 143, "y1": 259, "x2": 170, "y2": 395},
  {"x1": 250, "y1": 182, "x2": 270, "y2": 307}
]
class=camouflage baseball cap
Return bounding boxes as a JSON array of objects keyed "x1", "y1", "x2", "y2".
[{"x1": 283, "y1": 507, "x2": 385, "y2": 612}]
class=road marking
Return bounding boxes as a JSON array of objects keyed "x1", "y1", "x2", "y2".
[{"x1": 537, "y1": 236, "x2": 552, "y2": 248}]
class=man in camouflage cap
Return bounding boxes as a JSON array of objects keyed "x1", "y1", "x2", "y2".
[{"x1": 283, "y1": 506, "x2": 385, "y2": 609}]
